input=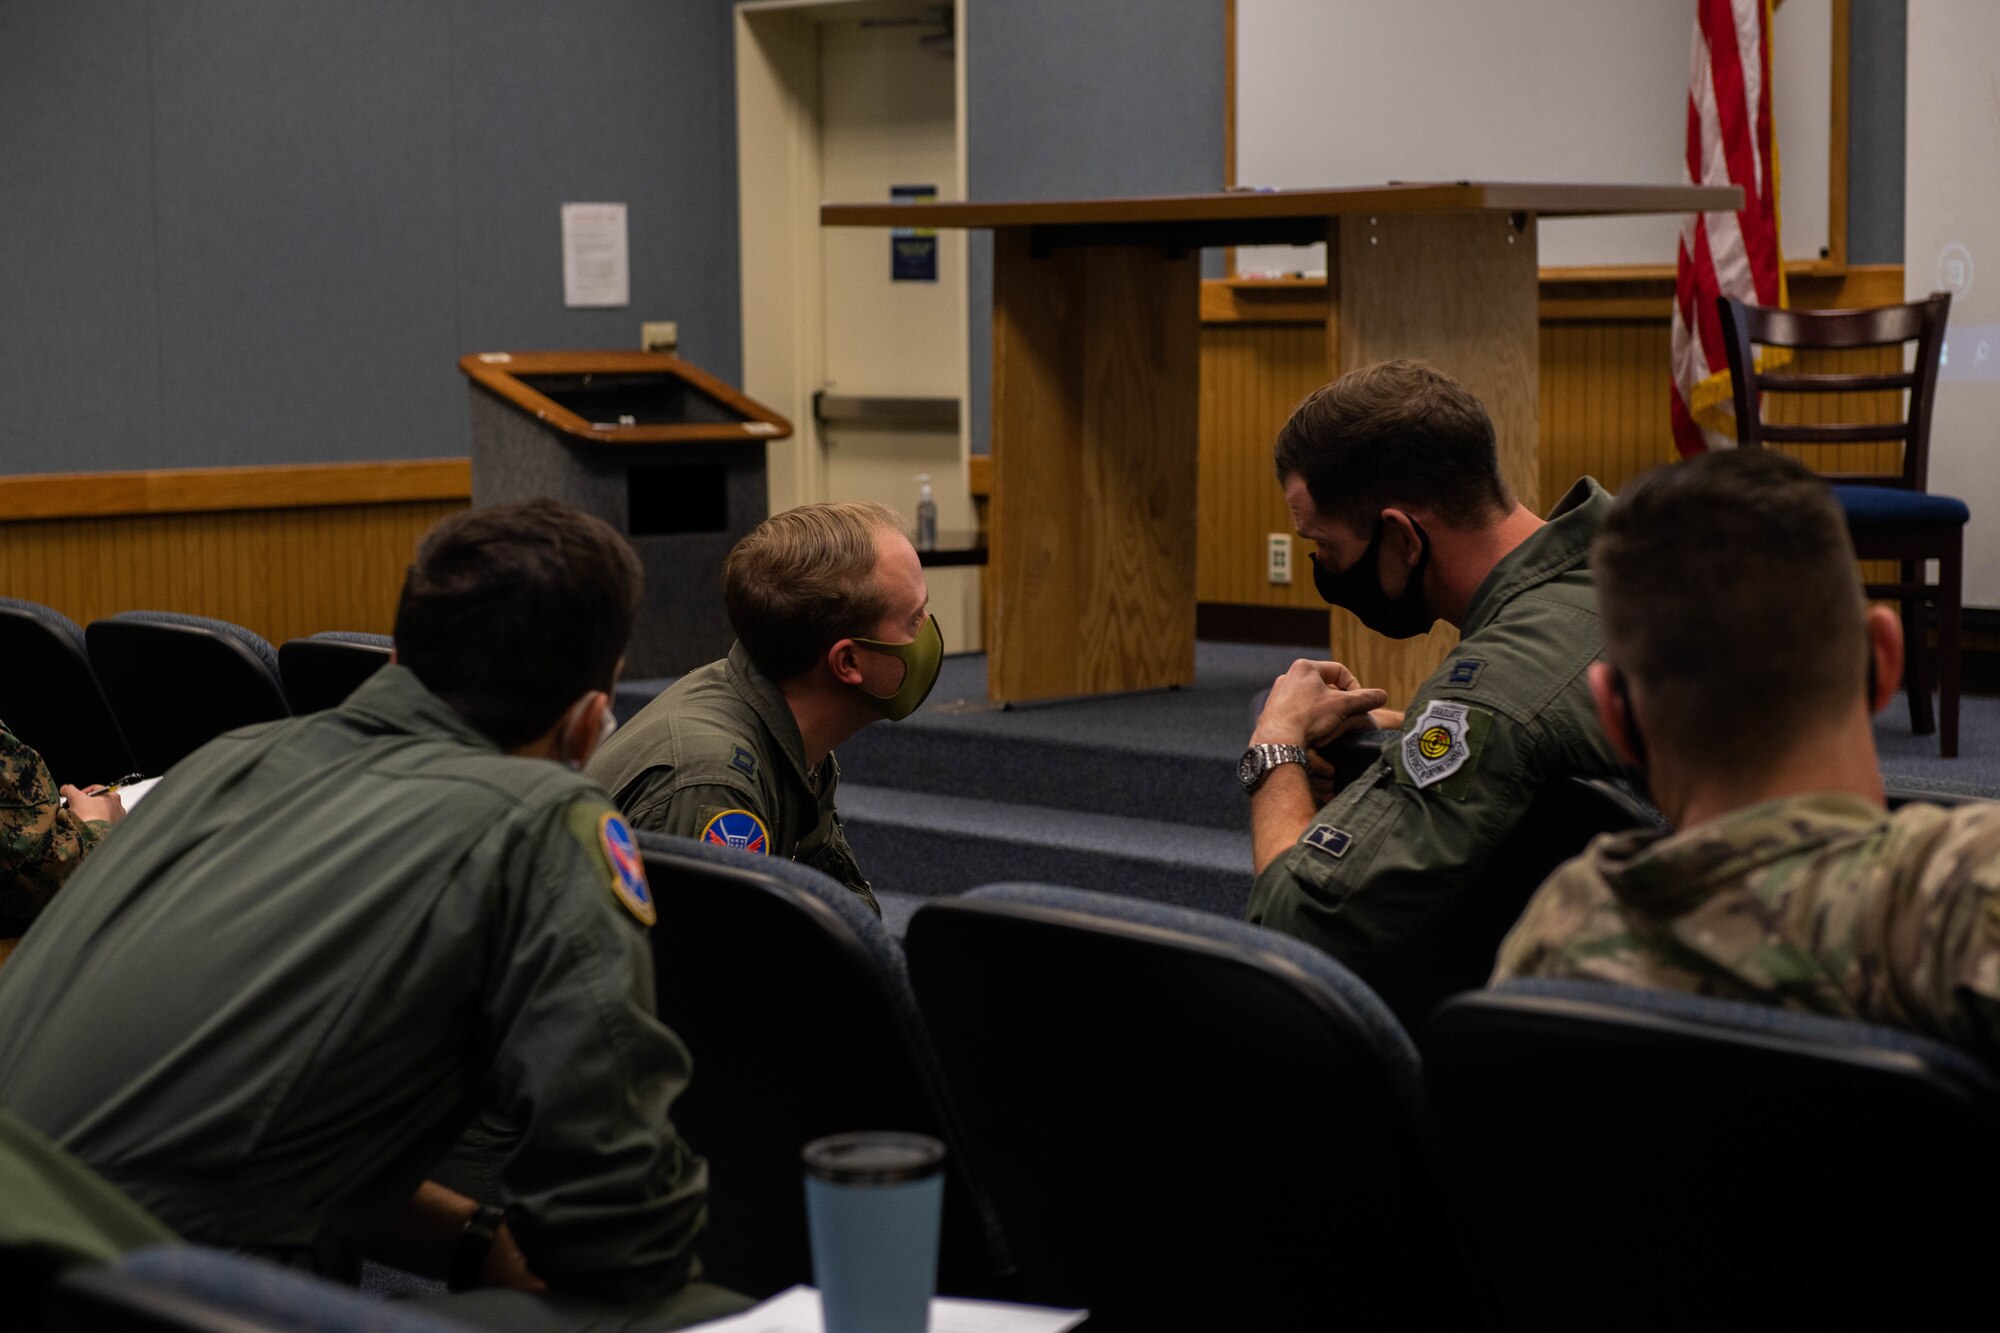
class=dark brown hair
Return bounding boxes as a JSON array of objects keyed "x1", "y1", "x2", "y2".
[
  {"x1": 1273, "y1": 359, "x2": 1510, "y2": 531},
  {"x1": 394, "y1": 499, "x2": 642, "y2": 747},
  {"x1": 724, "y1": 501, "x2": 904, "y2": 682},
  {"x1": 1592, "y1": 449, "x2": 1865, "y2": 773}
]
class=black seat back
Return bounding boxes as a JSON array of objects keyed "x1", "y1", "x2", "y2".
[
  {"x1": 1426, "y1": 979, "x2": 2000, "y2": 1331},
  {"x1": 277, "y1": 632, "x2": 393, "y2": 714},
  {"x1": 905, "y1": 884, "x2": 1475, "y2": 1331},
  {"x1": 0, "y1": 598, "x2": 136, "y2": 784},
  {"x1": 85, "y1": 613, "x2": 290, "y2": 773},
  {"x1": 638, "y1": 833, "x2": 1010, "y2": 1299},
  {"x1": 1364, "y1": 771, "x2": 1665, "y2": 1029}
]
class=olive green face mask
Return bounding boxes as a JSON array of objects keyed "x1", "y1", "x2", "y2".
[{"x1": 851, "y1": 614, "x2": 943, "y2": 721}]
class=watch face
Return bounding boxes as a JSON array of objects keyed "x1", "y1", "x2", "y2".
[{"x1": 1238, "y1": 748, "x2": 1263, "y2": 787}]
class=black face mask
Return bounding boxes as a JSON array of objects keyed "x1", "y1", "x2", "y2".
[{"x1": 1310, "y1": 519, "x2": 1435, "y2": 640}]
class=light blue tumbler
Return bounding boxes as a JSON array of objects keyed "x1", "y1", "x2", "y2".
[{"x1": 802, "y1": 1131, "x2": 946, "y2": 1333}]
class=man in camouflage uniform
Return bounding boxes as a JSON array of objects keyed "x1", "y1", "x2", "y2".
[
  {"x1": 1496, "y1": 449, "x2": 2000, "y2": 1058},
  {"x1": 591, "y1": 501, "x2": 942, "y2": 916},
  {"x1": 1244, "y1": 360, "x2": 1621, "y2": 984},
  {"x1": 0, "y1": 719, "x2": 123, "y2": 959}
]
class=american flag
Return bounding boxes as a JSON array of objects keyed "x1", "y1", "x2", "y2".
[{"x1": 1671, "y1": 0, "x2": 1788, "y2": 456}]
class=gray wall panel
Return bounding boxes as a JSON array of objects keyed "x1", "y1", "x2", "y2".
[
  {"x1": 1848, "y1": 0, "x2": 1905, "y2": 265},
  {"x1": 148, "y1": 1, "x2": 457, "y2": 466},
  {"x1": 0, "y1": 0, "x2": 164, "y2": 470},
  {"x1": 964, "y1": 0, "x2": 1228, "y2": 455},
  {"x1": 449, "y1": 0, "x2": 741, "y2": 380}
]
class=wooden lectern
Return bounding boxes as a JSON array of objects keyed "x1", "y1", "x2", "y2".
[{"x1": 822, "y1": 183, "x2": 1738, "y2": 705}]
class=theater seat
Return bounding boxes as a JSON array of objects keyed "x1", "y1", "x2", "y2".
[
  {"x1": 279, "y1": 632, "x2": 394, "y2": 714},
  {"x1": 905, "y1": 884, "x2": 1476, "y2": 1331},
  {"x1": 1425, "y1": 979, "x2": 2000, "y2": 1331},
  {"x1": 0, "y1": 597, "x2": 136, "y2": 785},
  {"x1": 635, "y1": 832, "x2": 1012, "y2": 1300},
  {"x1": 85, "y1": 612, "x2": 290, "y2": 774},
  {"x1": 49, "y1": 1246, "x2": 476, "y2": 1331}
]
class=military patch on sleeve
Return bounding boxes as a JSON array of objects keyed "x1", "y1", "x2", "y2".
[
  {"x1": 1302, "y1": 824, "x2": 1353, "y2": 860},
  {"x1": 1446, "y1": 658, "x2": 1485, "y2": 689},
  {"x1": 729, "y1": 745, "x2": 758, "y2": 779},
  {"x1": 599, "y1": 812, "x2": 656, "y2": 927},
  {"x1": 700, "y1": 807, "x2": 770, "y2": 855},
  {"x1": 1401, "y1": 699, "x2": 1485, "y2": 790}
]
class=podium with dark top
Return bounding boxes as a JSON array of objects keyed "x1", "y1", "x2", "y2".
[
  {"x1": 823, "y1": 183, "x2": 1739, "y2": 705},
  {"x1": 459, "y1": 351, "x2": 792, "y2": 677}
]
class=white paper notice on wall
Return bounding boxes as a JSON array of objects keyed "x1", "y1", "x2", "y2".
[{"x1": 560, "y1": 202, "x2": 630, "y2": 307}]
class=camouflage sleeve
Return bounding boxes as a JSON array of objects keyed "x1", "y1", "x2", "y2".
[
  {"x1": 1492, "y1": 853, "x2": 1622, "y2": 982},
  {"x1": 1247, "y1": 700, "x2": 1539, "y2": 984},
  {"x1": 1876, "y1": 804, "x2": 2000, "y2": 1061},
  {"x1": 0, "y1": 726, "x2": 109, "y2": 927}
]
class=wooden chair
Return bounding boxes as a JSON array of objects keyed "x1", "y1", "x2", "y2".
[{"x1": 1718, "y1": 292, "x2": 1966, "y2": 756}]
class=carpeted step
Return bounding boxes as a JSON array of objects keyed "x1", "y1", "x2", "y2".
[
  {"x1": 838, "y1": 724, "x2": 1247, "y2": 831},
  {"x1": 838, "y1": 783, "x2": 1254, "y2": 919}
]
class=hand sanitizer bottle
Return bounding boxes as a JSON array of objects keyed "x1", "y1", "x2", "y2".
[{"x1": 915, "y1": 474, "x2": 938, "y2": 551}]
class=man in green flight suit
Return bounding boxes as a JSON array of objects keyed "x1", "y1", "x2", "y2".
[
  {"x1": 1244, "y1": 359, "x2": 1622, "y2": 987},
  {"x1": 0, "y1": 501, "x2": 746, "y2": 1332},
  {"x1": 1497, "y1": 449, "x2": 2000, "y2": 1059},
  {"x1": 589, "y1": 500, "x2": 942, "y2": 916}
]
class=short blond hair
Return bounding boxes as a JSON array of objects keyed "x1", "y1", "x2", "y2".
[{"x1": 724, "y1": 500, "x2": 906, "y2": 681}]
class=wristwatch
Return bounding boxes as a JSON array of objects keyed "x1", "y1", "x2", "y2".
[
  {"x1": 449, "y1": 1203, "x2": 507, "y2": 1292},
  {"x1": 1238, "y1": 742, "x2": 1311, "y2": 793}
]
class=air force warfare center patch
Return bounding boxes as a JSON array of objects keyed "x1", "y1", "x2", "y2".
[{"x1": 1401, "y1": 699, "x2": 1485, "y2": 790}]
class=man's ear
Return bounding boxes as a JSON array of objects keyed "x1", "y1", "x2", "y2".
[
  {"x1": 1379, "y1": 508, "x2": 1424, "y2": 569},
  {"x1": 1864, "y1": 605, "x2": 1904, "y2": 715},
  {"x1": 1588, "y1": 661, "x2": 1643, "y2": 768},
  {"x1": 825, "y1": 638, "x2": 866, "y2": 688}
]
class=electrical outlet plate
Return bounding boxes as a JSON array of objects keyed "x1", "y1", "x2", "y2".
[
  {"x1": 1266, "y1": 533, "x2": 1293, "y2": 585},
  {"x1": 641, "y1": 320, "x2": 679, "y2": 352}
]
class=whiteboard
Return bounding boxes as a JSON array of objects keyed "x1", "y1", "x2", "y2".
[
  {"x1": 1234, "y1": 0, "x2": 1832, "y2": 273},
  {"x1": 1907, "y1": 1, "x2": 2000, "y2": 608}
]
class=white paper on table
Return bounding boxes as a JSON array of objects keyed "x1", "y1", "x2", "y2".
[
  {"x1": 676, "y1": 1284, "x2": 1087, "y2": 1333},
  {"x1": 561, "y1": 202, "x2": 630, "y2": 308},
  {"x1": 112, "y1": 776, "x2": 162, "y2": 810}
]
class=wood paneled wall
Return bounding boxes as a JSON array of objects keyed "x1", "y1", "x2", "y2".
[
  {"x1": 0, "y1": 462, "x2": 468, "y2": 647},
  {"x1": 1200, "y1": 265, "x2": 1909, "y2": 612}
]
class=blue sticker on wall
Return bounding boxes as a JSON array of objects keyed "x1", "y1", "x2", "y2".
[{"x1": 891, "y1": 184, "x2": 938, "y2": 282}]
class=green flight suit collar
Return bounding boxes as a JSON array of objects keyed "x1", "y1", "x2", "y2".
[
  {"x1": 723, "y1": 642, "x2": 819, "y2": 791},
  {"x1": 1594, "y1": 791, "x2": 1887, "y2": 918},
  {"x1": 1458, "y1": 477, "x2": 1612, "y2": 639},
  {"x1": 339, "y1": 664, "x2": 502, "y2": 752}
]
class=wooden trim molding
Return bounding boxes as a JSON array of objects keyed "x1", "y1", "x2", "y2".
[
  {"x1": 967, "y1": 454, "x2": 991, "y2": 498},
  {"x1": 456, "y1": 350, "x2": 793, "y2": 446},
  {"x1": 1200, "y1": 263, "x2": 1908, "y2": 328},
  {"x1": 0, "y1": 459, "x2": 472, "y2": 522}
]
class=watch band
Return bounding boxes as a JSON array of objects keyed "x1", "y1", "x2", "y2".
[
  {"x1": 449, "y1": 1203, "x2": 507, "y2": 1292},
  {"x1": 1239, "y1": 742, "x2": 1311, "y2": 792}
]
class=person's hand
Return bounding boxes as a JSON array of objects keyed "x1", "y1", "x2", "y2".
[
  {"x1": 1306, "y1": 748, "x2": 1340, "y2": 806},
  {"x1": 61, "y1": 785, "x2": 125, "y2": 825},
  {"x1": 483, "y1": 1222, "x2": 546, "y2": 1293},
  {"x1": 1252, "y1": 660, "x2": 1389, "y2": 749}
]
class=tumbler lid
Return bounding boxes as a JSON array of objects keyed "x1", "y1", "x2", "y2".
[{"x1": 803, "y1": 1131, "x2": 946, "y2": 1184}]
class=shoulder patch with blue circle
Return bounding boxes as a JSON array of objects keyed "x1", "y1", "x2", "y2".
[
  {"x1": 701, "y1": 808, "x2": 770, "y2": 856},
  {"x1": 599, "y1": 812, "x2": 655, "y2": 926}
]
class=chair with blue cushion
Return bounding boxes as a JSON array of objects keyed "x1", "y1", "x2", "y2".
[
  {"x1": 0, "y1": 597, "x2": 137, "y2": 786},
  {"x1": 904, "y1": 884, "x2": 1477, "y2": 1331},
  {"x1": 1719, "y1": 291, "x2": 1965, "y2": 755},
  {"x1": 635, "y1": 832, "x2": 1013, "y2": 1300},
  {"x1": 85, "y1": 612, "x2": 291, "y2": 774},
  {"x1": 1425, "y1": 978, "x2": 2000, "y2": 1331},
  {"x1": 279, "y1": 632, "x2": 394, "y2": 714},
  {"x1": 47, "y1": 1245, "x2": 478, "y2": 1331}
]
